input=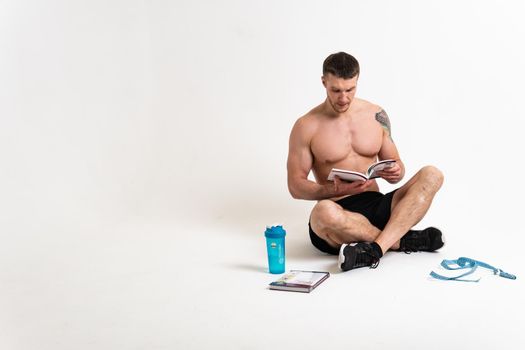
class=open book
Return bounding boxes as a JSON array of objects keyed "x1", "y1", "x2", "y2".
[
  {"x1": 327, "y1": 159, "x2": 396, "y2": 182},
  {"x1": 268, "y1": 270, "x2": 330, "y2": 293}
]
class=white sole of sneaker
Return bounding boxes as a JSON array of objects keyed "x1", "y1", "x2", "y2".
[{"x1": 338, "y1": 243, "x2": 349, "y2": 269}]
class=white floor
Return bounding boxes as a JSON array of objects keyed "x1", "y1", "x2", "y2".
[{"x1": 1, "y1": 204, "x2": 523, "y2": 350}]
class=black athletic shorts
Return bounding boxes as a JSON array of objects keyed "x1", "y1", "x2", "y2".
[{"x1": 308, "y1": 190, "x2": 397, "y2": 255}]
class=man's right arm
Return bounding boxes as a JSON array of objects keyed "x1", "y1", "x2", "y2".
[{"x1": 286, "y1": 119, "x2": 370, "y2": 200}]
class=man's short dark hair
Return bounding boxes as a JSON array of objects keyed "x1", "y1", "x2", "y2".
[{"x1": 323, "y1": 52, "x2": 360, "y2": 79}]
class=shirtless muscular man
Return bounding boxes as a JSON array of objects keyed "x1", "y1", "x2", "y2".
[{"x1": 287, "y1": 52, "x2": 444, "y2": 271}]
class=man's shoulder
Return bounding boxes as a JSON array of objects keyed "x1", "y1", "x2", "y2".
[
  {"x1": 295, "y1": 105, "x2": 323, "y2": 127},
  {"x1": 290, "y1": 106, "x2": 324, "y2": 142},
  {"x1": 353, "y1": 98, "x2": 383, "y2": 114}
]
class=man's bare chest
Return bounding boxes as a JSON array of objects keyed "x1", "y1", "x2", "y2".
[{"x1": 310, "y1": 119, "x2": 383, "y2": 164}]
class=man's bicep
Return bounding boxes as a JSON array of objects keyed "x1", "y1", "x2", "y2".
[
  {"x1": 378, "y1": 133, "x2": 400, "y2": 160},
  {"x1": 375, "y1": 109, "x2": 400, "y2": 160},
  {"x1": 287, "y1": 124, "x2": 313, "y2": 179}
]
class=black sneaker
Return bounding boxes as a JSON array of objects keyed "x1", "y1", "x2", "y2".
[
  {"x1": 399, "y1": 227, "x2": 444, "y2": 253},
  {"x1": 338, "y1": 242, "x2": 381, "y2": 271}
]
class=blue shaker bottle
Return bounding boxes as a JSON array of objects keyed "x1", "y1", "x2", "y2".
[{"x1": 265, "y1": 225, "x2": 286, "y2": 274}]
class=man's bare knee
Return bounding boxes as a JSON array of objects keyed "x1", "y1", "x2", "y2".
[
  {"x1": 311, "y1": 200, "x2": 342, "y2": 231},
  {"x1": 311, "y1": 200, "x2": 378, "y2": 244},
  {"x1": 419, "y1": 165, "x2": 444, "y2": 192}
]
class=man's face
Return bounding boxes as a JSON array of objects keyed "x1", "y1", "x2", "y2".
[{"x1": 322, "y1": 73, "x2": 358, "y2": 114}]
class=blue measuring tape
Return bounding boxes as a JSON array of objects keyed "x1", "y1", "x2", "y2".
[{"x1": 430, "y1": 257, "x2": 517, "y2": 282}]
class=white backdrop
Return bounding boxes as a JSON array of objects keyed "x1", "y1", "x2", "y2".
[
  {"x1": 2, "y1": 0, "x2": 524, "y2": 227},
  {"x1": 1, "y1": 1, "x2": 524, "y2": 349},
  {"x1": 2, "y1": 0, "x2": 525, "y2": 225}
]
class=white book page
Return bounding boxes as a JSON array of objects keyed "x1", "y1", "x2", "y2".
[
  {"x1": 286, "y1": 271, "x2": 327, "y2": 285},
  {"x1": 327, "y1": 169, "x2": 367, "y2": 182},
  {"x1": 367, "y1": 159, "x2": 396, "y2": 178}
]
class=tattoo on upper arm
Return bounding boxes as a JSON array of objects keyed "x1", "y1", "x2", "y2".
[{"x1": 375, "y1": 109, "x2": 393, "y2": 140}]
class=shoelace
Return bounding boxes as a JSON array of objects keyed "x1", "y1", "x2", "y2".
[{"x1": 355, "y1": 246, "x2": 380, "y2": 269}]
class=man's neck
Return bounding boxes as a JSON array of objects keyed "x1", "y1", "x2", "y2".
[{"x1": 323, "y1": 99, "x2": 352, "y2": 118}]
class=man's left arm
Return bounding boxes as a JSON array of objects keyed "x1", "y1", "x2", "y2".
[{"x1": 375, "y1": 109, "x2": 405, "y2": 184}]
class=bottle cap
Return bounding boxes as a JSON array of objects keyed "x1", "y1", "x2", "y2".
[{"x1": 264, "y1": 224, "x2": 286, "y2": 238}]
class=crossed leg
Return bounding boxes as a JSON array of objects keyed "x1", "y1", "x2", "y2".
[{"x1": 310, "y1": 165, "x2": 444, "y2": 253}]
